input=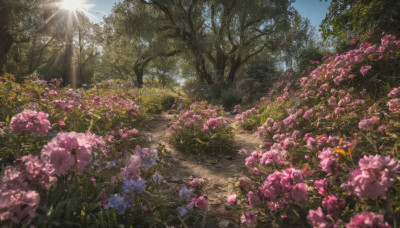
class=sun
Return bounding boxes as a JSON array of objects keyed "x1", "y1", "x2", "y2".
[{"x1": 61, "y1": 0, "x2": 84, "y2": 11}]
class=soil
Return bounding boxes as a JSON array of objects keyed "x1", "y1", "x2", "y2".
[{"x1": 141, "y1": 112, "x2": 262, "y2": 227}]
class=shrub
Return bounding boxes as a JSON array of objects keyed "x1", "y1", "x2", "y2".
[
  {"x1": 169, "y1": 102, "x2": 235, "y2": 154},
  {"x1": 229, "y1": 35, "x2": 400, "y2": 227}
]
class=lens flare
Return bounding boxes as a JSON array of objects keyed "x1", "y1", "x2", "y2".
[{"x1": 61, "y1": 0, "x2": 84, "y2": 11}]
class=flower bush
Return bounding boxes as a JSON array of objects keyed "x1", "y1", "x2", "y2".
[
  {"x1": 229, "y1": 35, "x2": 400, "y2": 227},
  {"x1": 0, "y1": 78, "x2": 208, "y2": 227},
  {"x1": 169, "y1": 102, "x2": 235, "y2": 154}
]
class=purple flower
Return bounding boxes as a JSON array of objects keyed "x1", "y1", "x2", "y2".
[
  {"x1": 108, "y1": 194, "x2": 128, "y2": 215},
  {"x1": 152, "y1": 172, "x2": 163, "y2": 184},
  {"x1": 179, "y1": 187, "x2": 193, "y2": 199}
]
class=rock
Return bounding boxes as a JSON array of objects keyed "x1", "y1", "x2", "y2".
[{"x1": 218, "y1": 219, "x2": 236, "y2": 228}]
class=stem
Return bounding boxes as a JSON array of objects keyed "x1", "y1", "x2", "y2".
[
  {"x1": 201, "y1": 210, "x2": 208, "y2": 228},
  {"x1": 178, "y1": 215, "x2": 189, "y2": 228},
  {"x1": 15, "y1": 134, "x2": 21, "y2": 159}
]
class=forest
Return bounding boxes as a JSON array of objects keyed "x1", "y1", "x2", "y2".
[{"x1": 1, "y1": 0, "x2": 400, "y2": 227}]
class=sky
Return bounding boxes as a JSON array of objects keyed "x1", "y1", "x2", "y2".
[{"x1": 87, "y1": 0, "x2": 330, "y2": 29}]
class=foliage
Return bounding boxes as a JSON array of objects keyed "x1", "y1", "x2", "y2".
[
  {"x1": 229, "y1": 35, "x2": 400, "y2": 227},
  {"x1": 169, "y1": 102, "x2": 235, "y2": 154},
  {"x1": 0, "y1": 76, "x2": 208, "y2": 227},
  {"x1": 110, "y1": 0, "x2": 294, "y2": 89},
  {"x1": 321, "y1": 0, "x2": 400, "y2": 43},
  {"x1": 137, "y1": 88, "x2": 179, "y2": 114}
]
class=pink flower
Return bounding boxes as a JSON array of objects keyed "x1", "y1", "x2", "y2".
[
  {"x1": 192, "y1": 195, "x2": 208, "y2": 209},
  {"x1": 247, "y1": 191, "x2": 261, "y2": 208},
  {"x1": 16, "y1": 155, "x2": 55, "y2": 189},
  {"x1": 41, "y1": 132, "x2": 105, "y2": 175},
  {"x1": 188, "y1": 178, "x2": 205, "y2": 188},
  {"x1": 58, "y1": 120, "x2": 65, "y2": 126},
  {"x1": 341, "y1": 155, "x2": 399, "y2": 200},
  {"x1": 303, "y1": 109, "x2": 313, "y2": 120},
  {"x1": 307, "y1": 207, "x2": 326, "y2": 227},
  {"x1": 227, "y1": 194, "x2": 237, "y2": 205},
  {"x1": 358, "y1": 116, "x2": 379, "y2": 130},
  {"x1": 322, "y1": 195, "x2": 345, "y2": 219},
  {"x1": 241, "y1": 212, "x2": 258, "y2": 227},
  {"x1": 201, "y1": 124, "x2": 209, "y2": 133},
  {"x1": 318, "y1": 147, "x2": 338, "y2": 175},
  {"x1": 315, "y1": 179, "x2": 328, "y2": 196},
  {"x1": 10, "y1": 110, "x2": 51, "y2": 136},
  {"x1": 360, "y1": 65, "x2": 372, "y2": 76},
  {"x1": 387, "y1": 98, "x2": 400, "y2": 112},
  {"x1": 291, "y1": 183, "x2": 308, "y2": 202},
  {"x1": 328, "y1": 96, "x2": 336, "y2": 106},
  {"x1": 0, "y1": 189, "x2": 40, "y2": 224},
  {"x1": 388, "y1": 87, "x2": 400, "y2": 97},
  {"x1": 119, "y1": 155, "x2": 141, "y2": 180},
  {"x1": 346, "y1": 212, "x2": 391, "y2": 228},
  {"x1": 334, "y1": 107, "x2": 345, "y2": 115},
  {"x1": 48, "y1": 148, "x2": 76, "y2": 175}
]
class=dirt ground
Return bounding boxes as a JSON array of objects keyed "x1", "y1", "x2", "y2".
[{"x1": 141, "y1": 112, "x2": 262, "y2": 227}]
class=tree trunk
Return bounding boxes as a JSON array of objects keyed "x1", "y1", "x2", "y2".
[
  {"x1": 133, "y1": 65, "x2": 144, "y2": 88},
  {"x1": 227, "y1": 58, "x2": 241, "y2": 86},
  {"x1": 0, "y1": 7, "x2": 13, "y2": 75}
]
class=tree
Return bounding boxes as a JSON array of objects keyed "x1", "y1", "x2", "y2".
[
  {"x1": 321, "y1": 0, "x2": 400, "y2": 42},
  {"x1": 113, "y1": 0, "x2": 294, "y2": 90},
  {"x1": 0, "y1": 0, "x2": 48, "y2": 75},
  {"x1": 102, "y1": 1, "x2": 180, "y2": 88},
  {"x1": 280, "y1": 12, "x2": 317, "y2": 71}
]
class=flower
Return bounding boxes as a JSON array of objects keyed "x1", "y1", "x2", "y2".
[
  {"x1": 192, "y1": 195, "x2": 208, "y2": 209},
  {"x1": 358, "y1": 116, "x2": 379, "y2": 130},
  {"x1": 179, "y1": 187, "x2": 193, "y2": 199},
  {"x1": 346, "y1": 212, "x2": 391, "y2": 228},
  {"x1": 307, "y1": 207, "x2": 327, "y2": 227},
  {"x1": 152, "y1": 172, "x2": 163, "y2": 184},
  {"x1": 303, "y1": 109, "x2": 313, "y2": 120},
  {"x1": 247, "y1": 191, "x2": 261, "y2": 208},
  {"x1": 322, "y1": 195, "x2": 345, "y2": 219},
  {"x1": 240, "y1": 212, "x2": 258, "y2": 227},
  {"x1": 226, "y1": 194, "x2": 237, "y2": 205},
  {"x1": 360, "y1": 65, "x2": 372, "y2": 76},
  {"x1": 16, "y1": 155, "x2": 55, "y2": 189},
  {"x1": 119, "y1": 155, "x2": 141, "y2": 180},
  {"x1": 178, "y1": 207, "x2": 188, "y2": 217},
  {"x1": 108, "y1": 194, "x2": 128, "y2": 215},
  {"x1": 41, "y1": 132, "x2": 105, "y2": 175},
  {"x1": 122, "y1": 178, "x2": 146, "y2": 196},
  {"x1": 188, "y1": 178, "x2": 205, "y2": 188},
  {"x1": 315, "y1": 179, "x2": 328, "y2": 196},
  {"x1": 10, "y1": 110, "x2": 51, "y2": 136},
  {"x1": 318, "y1": 147, "x2": 338, "y2": 175},
  {"x1": 341, "y1": 155, "x2": 399, "y2": 200}
]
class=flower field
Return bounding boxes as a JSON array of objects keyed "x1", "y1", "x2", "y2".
[{"x1": 1, "y1": 34, "x2": 400, "y2": 227}]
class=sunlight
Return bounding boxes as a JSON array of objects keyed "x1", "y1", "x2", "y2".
[{"x1": 61, "y1": 0, "x2": 84, "y2": 11}]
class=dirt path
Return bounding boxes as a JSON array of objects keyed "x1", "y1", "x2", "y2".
[{"x1": 141, "y1": 112, "x2": 261, "y2": 227}]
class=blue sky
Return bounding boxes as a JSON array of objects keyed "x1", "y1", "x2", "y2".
[{"x1": 88, "y1": 0, "x2": 330, "y2": 29}]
